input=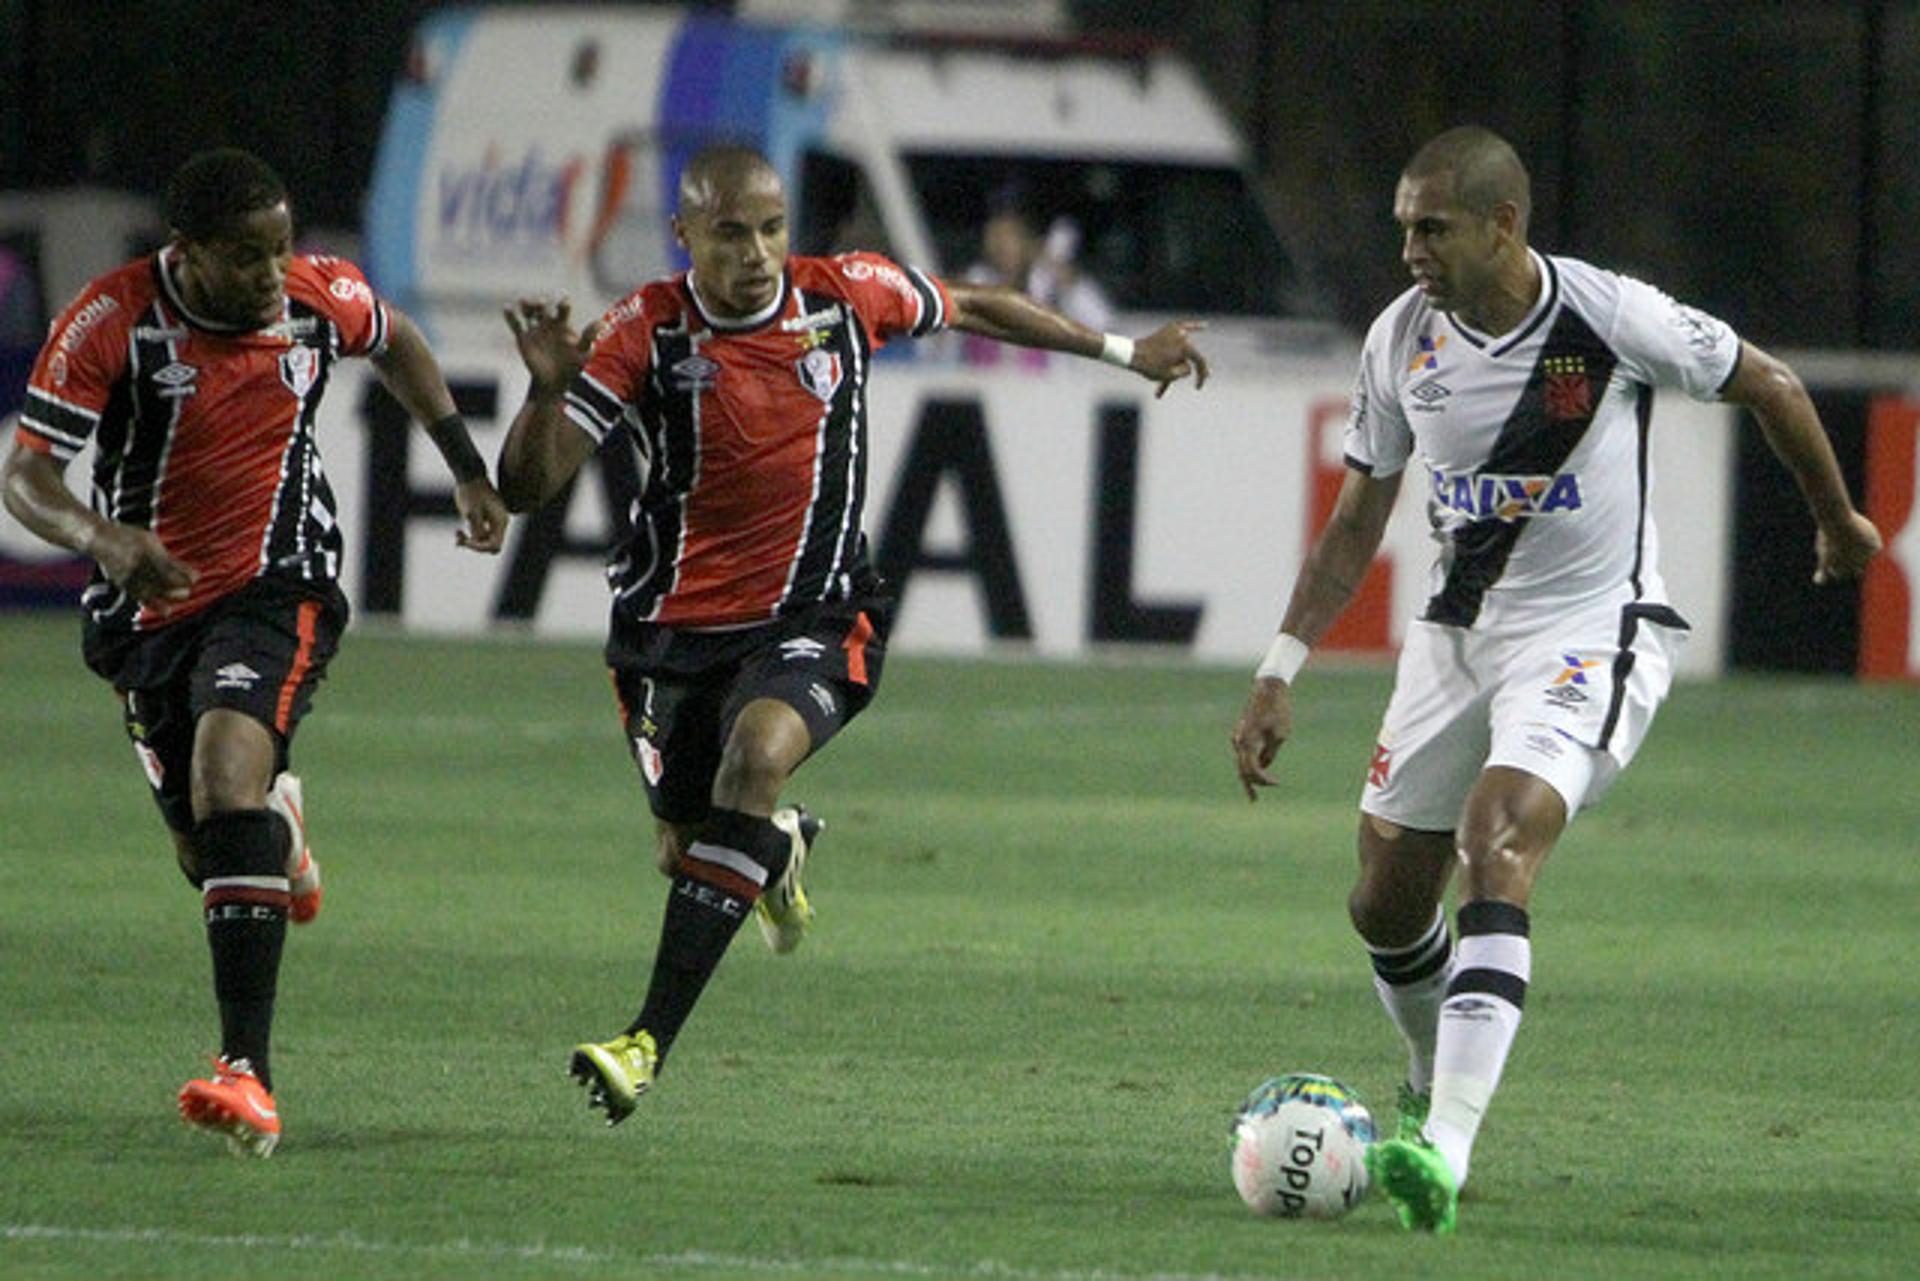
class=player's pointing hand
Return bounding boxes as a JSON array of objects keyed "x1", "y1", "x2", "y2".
[
  {"x1": 1133, "y1": 320, "x2": 1210, "y2": 398},
  {"x1": 1231, "y1": 678, "x2": 1293, "y2": 802}
]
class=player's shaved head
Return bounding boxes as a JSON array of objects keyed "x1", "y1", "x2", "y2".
[
  {"x1": 1405, "y1": 126, "x2": 1531, "y2": 233},
  {"x1": 678, "y1": 145, "x2": 783, "y2": 217}
]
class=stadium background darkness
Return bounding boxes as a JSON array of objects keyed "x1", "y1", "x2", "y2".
[{"x1": 0, "y1": 0, "x2": 1914, "y2": 351}]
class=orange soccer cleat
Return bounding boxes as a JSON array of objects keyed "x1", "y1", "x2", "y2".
[{"x1": 178, "y1": 1057, "x2": 281, "y2": 1157}]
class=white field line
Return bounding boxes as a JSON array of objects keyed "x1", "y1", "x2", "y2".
[{"x1": 2, "y1": 1223, "x2": 1318, "y2": 1281}]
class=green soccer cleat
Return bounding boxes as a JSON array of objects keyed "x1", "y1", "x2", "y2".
[
  {"x1": 1367, "y1": 1136, "x2": 1459, "y2": 1235},
  {"x1": 1395, "y1": 1081, "x2": 1432, "y2": 1142},
  {"x1": 568, "y1": 1029, "x2": 658, "y2": 1126},
  {"x1": 755, "y1": 806, "x2": 821, "y2": 954}
]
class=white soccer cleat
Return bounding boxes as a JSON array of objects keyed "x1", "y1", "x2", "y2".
[{"x1": 267, "y1": 772, "x2": 322, "y2": 924}]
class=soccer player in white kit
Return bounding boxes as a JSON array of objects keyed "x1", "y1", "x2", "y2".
[{"x1": 1229, "y1": 126, "x2": 1881, "y2": 1234}]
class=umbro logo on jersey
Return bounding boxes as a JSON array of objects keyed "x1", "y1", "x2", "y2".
[
  {"x1": 779, "y1": 637, "x2": 827, "y2": 662},
  {"x1": 1430, "y1": 469, "x2": 1583, "y2": 523},
  {"x1": 671, "y1": 354, "x2": 720, "y2": 391},
  {"x1": 1408, "y1": 377, "x2": 1451, "y2": 410},
  {"x1": 151, "y1": 362, "x2": 199, "y2": 397},
  {"x1": 214, "y1": 662, "x2": 261, "y2": 690}
]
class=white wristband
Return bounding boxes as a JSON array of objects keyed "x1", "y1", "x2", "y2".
[
  {"x1": 1099, "y1": 333, "x2": 1135, "y2": 369},
  {"x1": 1255, "y1": 632, "x2": 1310, "y2": 684}
]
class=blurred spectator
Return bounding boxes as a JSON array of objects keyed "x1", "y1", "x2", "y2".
[{"x1": 963, "y1": 190, "x2": 1113, "y2": 368}]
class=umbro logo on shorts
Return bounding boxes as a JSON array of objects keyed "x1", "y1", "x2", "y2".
[
  {"x1": 214, "y1": 662, "x2": 261, "y2": 690},
  {"x1": 779, "y1": 637, "x2": 827, "y2": 662}
]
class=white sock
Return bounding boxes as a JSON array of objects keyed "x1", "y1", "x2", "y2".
[
  {"x1": 1365, "y1": 908, "x2": 1454, "y2": 1092},
  {"x1": 1426, "y1": 900, "x2": 1531, "y2": 1188}
]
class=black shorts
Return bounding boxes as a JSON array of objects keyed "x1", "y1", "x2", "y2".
[
  {"x1": 85, "y1": 577, "x2": 349, "y2": 834},
  {"x1": 606, "y1": 596, "x2": 891, "y2": 825}
]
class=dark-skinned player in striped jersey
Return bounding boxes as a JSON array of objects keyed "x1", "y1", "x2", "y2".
[
  {"x1": 2, "y1": 148, "x2": 509, "y2": 1156},
  {"x1": 499, "y1": 143, "x2": 1210, "y2": 1125},
  {"x1": 1230, "y1": 126, "x2": 1881, "y2": 1233}
]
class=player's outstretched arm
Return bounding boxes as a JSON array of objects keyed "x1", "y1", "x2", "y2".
[
  {"x1": 497, "y1": 298, "x2": 601, "y2": 514},
  {"x1": 944, "y1": 281, "x2": 1209, "y2": 398},
  {"x1": 1231, "y1": 468, "x2": 1400, "y2": 801},
  {"x1": 1720, "y1": 342, "x2": 1881, "y2": 583},
  {"x1": 2, "y1": 443, "x2": 195, "y2": 602},
  {"x1": 372, "y1": 305, "x2": 510, "y2": 553}
]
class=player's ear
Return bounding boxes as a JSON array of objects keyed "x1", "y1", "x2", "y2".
[
  {"x1": 670, "y1": 214, "x2": 689, "y2": 252},
  {"x1": 1490, "y1": 201, "x2": 1522, "y2": 241}
]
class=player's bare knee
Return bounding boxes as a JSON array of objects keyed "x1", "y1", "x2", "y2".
[
  {"x1": 190, "y1": 769, "x2": 268, "y2": 822},
  {"x1": 1348, "y1": 882, "x2": 1439, "y2": 948},
  {"x1": 713, "y1": 735, "x2": 792, "y2": 807},
  {"x1": 1348, "y1": 816, "x2": 1452, "y2": 945}
]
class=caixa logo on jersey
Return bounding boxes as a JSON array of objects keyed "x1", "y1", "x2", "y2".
[
  {"x1": 435, "y1": 145, "x2": 586, "y2": 253},
  {"x1": 1430, "y1": 468, "x2": 1583, "y2": 522}
]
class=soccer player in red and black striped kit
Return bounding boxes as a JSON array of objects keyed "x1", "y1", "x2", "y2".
[
  {"x1": 1, "y1": 148, "x2": 510, "y2": 1156},
  {"x1": 499, "y1": 143, "x2": 1211, "y2": 1124}
]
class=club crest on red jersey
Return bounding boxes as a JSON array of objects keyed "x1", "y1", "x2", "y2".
[
  {"x1": 796, "y1": 347, "x2": 843, "y2": 402},
  {"x1": 279, "y1": 345, "x2": 320, "y2": 398}
]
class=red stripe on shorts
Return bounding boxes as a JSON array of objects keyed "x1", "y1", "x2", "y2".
[
  {"x1": 843, "y1": 611, "x2": 874, "y2": 686},
  {"x1": 274, "y1": 600, "x2": 321, "y2": 734}
]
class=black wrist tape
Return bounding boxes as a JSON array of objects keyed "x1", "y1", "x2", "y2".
[{"x1": 426, "y1": 413, "x2": 488, "y2": 484}]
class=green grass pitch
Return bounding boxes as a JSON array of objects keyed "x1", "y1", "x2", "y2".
[{"x1": 1, "y1": 612, "x2": 1915, "y2": 1280}]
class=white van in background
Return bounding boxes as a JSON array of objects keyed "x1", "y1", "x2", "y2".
[{"x1": 362, "y1": 5, "x2": 1340, "y2": 365}]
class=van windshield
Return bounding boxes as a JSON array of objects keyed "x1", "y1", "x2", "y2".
[{"x1": 903, "y1": 154, "x2": 1298, "y2": 317}]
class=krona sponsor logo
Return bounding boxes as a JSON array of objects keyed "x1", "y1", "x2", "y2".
[{"x1": 57, "y1": 294, "x2": 121, "y2": 353}]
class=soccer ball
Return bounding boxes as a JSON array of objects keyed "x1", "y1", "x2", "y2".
[{"x1": 1230, "y1": 1073, "x2": 1375, "y2": 1219}]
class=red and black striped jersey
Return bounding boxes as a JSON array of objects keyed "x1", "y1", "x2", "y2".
[
  {"x1": 564, "y1": 252, "x2": 952, "y2": 629},
  {"x1": 15, "y1": 248, "x2": 389, "y2": 633}
]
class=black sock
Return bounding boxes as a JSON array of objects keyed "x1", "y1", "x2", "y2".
[
  {"x1": 629, "y1": 808, "x2": 791, "y2": 1060},
  {"x1": 196, "y1": 809, "x2": 291, "y2": 1091}
]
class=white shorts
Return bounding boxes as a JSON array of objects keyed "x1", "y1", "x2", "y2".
[{"x1": 1359, "y1": 602, "x2": 1690, "y2": 831}]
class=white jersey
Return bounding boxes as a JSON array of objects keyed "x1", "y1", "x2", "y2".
[{"x1": 1344, "y1": 251, "x2": 1741, "y2": 630}]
